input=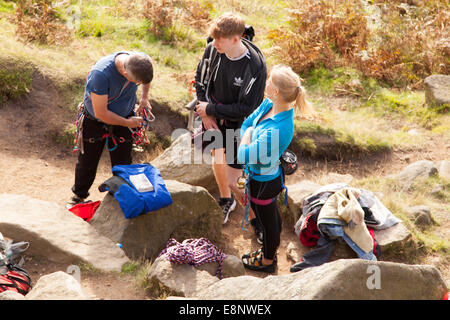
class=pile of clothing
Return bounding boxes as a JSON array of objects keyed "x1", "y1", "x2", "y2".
[{"x1": 291, "y1": 183, "x2": 401, "y2": 272}]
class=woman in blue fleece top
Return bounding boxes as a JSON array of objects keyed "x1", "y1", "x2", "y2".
[{"x1": 238, "y1": 64, "x2": 314, "y2": 273}]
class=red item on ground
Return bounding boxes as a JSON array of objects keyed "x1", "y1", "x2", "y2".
[
  {"x1": 299, "y1": 214, "x2": 320, "y2": 247},
  {"x1": 0, "y1": 265, "x2": 32, "y2": 295},
  {"x1": 68, "y1": 201, "x2": 101, "y2": 222}
]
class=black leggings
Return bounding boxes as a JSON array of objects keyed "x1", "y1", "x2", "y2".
[
  {"x1": 72, "y1": 116, "x2": 133, "y2": 199},
  {"x1": 250, "y1": 174, "x2": 283, "y2": 260}
]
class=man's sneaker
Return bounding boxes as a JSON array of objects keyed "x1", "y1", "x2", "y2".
[
  {"x1": 250, "y1": 218, "x2": 264, "y2": 245},
  {"x1": 219, "y1": 195, "x2": 237, "y2": 224},
  {"x1": 65, "y1": 195, "x2": 86, "y2": 209}
]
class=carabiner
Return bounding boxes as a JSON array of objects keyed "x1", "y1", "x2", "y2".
[
  {"x1": 143, "y1": 108, "x2": 155, "y2": 123},
  {"x1": 106, "y1": 136, "x2": 118, "y2": 152}
]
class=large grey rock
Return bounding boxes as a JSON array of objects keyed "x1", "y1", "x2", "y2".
[
  {"x1": 395, "y1": 160, "x2": 438, "y2": 189},
  {"x1": 0, "y1": 291, "x2": 26, "y2": 300},
  {"x1": 147, "y1": 256, "x2": 219, "y2": 298},
  {"x1": 424, "y1": 75, "x2": 450, "y2": 107},
  {"x1": 197, "y1": 255, "x2": 245, "y2": 279},
  {"x1": 25, "y1": 271, "x2": 90, "y2": 300},
  {"x1": 374, "y1": 222, "x2": 412, "y2": 252},
  {"x1": 437, "y1": 160, "x2": 450, "y2": 180},
  {"x1": 0, "y1": 194, "x2": 129, "y2": 272},
  {"x1": 285, "y1": 180, "x2": 321, "y2": 224},
  {"x1": 195, "y1": 259, "x2": 448, "y2": 300},
  {"x1": 90, "y1": 180, "x2": 223, "y2": 260},
  {"x1": 151, "y1": 132, "x2": 215, "y2": 191},
  {"x1": 407, "y1": 205, "x2": 434, "y2": 227},
  {"x1": 286, "y1": 241, "x2": 304, "y2": 263}
]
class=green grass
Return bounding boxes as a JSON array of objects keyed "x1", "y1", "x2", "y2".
[
  {"x1": 0, "y1": 0, "x2": 197, "y2": 110},
  {"x1": 293, "y1": 119, "x2": 392, "y2": 159},
  {"x1": 303, "y1": 65, "x2": 446, "y2": 133},
  {"x1": 47, "y1": 124, "x2": 77, "y2": 148},
  {"x1": 354, "y1": 174, "x2": 450, "y2": 259},
  {"x1": 0, "y1": 0, "x2": 447, "y2": 146},
  {"x1": 121, "y1": 260, "x2": 141, "y2": 275},
  {"x1": 366, "y1": 89, "x2": 441, "y2": 129},
  {"x1": 304, "y1": 66, "x2": 381, "y2": 98},
  {"x1": 0, "y1": 56, "x2": 34, "y2": 105},
  {"x1": 0, "y1": 0, "x2": 15, "y2": 14}
]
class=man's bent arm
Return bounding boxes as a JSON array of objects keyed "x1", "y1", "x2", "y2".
[{"x1": 91, "y1": 92, "x2": 141, "y2": 128}]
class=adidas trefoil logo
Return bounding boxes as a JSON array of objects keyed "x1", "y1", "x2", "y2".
[{"x1": 233, "y1": 77, "x2": 244, "y2": 87}]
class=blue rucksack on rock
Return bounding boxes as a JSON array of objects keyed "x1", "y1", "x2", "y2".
[{"x1": 99, "y1": 163, "x2": 172, "y2": 219}]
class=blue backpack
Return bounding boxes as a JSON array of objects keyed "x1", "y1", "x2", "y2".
[{"x1": 99, "y1": 163, "x2": 172, "y2": 219}]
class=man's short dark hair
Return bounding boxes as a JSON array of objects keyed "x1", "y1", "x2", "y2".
[{"x1": 126, "y1": 54, "x2": 153, "y2": 84}]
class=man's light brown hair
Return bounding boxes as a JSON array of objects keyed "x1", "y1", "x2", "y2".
[{"x1": 208, "y1": 12, "x2": 245, "y2": 39}]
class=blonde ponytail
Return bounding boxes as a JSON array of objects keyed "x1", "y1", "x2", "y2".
[
  {"x1": 294, "y1": 85, "x2": 315, "y2": 118},
  {"x1": 270, "y1": 65, "x2": 315, "y2": 118}
]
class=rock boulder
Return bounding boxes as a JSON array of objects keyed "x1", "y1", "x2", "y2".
[
  {"x1": 90, "y1": 180, "x2": 223, "y2": 260},
  {"x1": 395, "y1": 160, "x2": 438, "y2": 189},
  {"x1": 424, "y1": 74, "x2": 450, "y2": 107},
  {"x1": 195, "y1": 259, "x2": 448, "y2": 300},
  {"x1": 0, "y1": 194, "x2": 129, "y2": 273},
  {"x1": 147, "y1": 256, "x2": 219, "y2": 298},
  {"x1": 284, "y1": 180, "x2": 321, "y2": 224},
  {"x1": 151, "y1": 132, "x2": 215, "y2": 191},
  {"x1": 437, "y1": 160, "x2": 450, "y2": 180},
  {"x1": 25, "y1": 271, "x2": 90, "y2": 300}
]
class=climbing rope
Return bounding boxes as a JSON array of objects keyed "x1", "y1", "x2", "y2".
[{"x1": 158, "y1": 238, "x2": 227, "y2": 279}]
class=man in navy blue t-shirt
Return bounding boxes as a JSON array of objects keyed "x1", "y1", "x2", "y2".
[{"x1": 68, "y1": 51, "x2": 154, "y2": 207}]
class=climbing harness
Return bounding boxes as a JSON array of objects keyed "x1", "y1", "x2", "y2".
[
  {"x1": 73, "y1": 102, "x2": 86, "y2": 154},
  {"x1": 240, "y1": 162, "x2": 289, "y2": 231},
  {"x1": 73, "y1": 103, "x2": 156, "y2": 154},
  {"x1": 72, "y1": 76, "x2": 156, "y2": 153}
]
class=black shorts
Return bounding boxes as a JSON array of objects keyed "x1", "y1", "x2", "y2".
[{"x1": 201, "y1": 120, "x2": 243, "y2": 169}]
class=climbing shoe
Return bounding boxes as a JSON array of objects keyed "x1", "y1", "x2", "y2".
[
  {"x1": 65, "y1": 195, "x2": 86, "y2": 209},
  {"x1": 219, "y1": 195, "x2": 237, "y2": 224},
  {"x1": 250, "y1": 218, "x2": 264, "y2": 245},
  {"x1": 242, "y1": 250, "x2": 277, "y2": 273}
]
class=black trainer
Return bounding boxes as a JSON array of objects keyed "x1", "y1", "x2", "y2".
[
  {"x1": 219, "y1": 195, "x2": 237, "y2": 224},
  {"x1": 65, "y1": 195, "x2": 86, "y2": 209},
  {"x1": 250, "y1": 218, "x2": 264, "y2": 245}
]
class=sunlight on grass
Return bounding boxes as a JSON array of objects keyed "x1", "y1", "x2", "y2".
[
  {"x1": 0, "y1": 6, "x2": 195, "y2": 109},
  {"x1": 354, "y1": 174, "x2": 450, "y2": 257},
  {"x1": 323, "y1": 108, "x2": 429, "y2": 151},
  {"x1": 367, "y1": 89, "x2": 442, "y2": 129}
]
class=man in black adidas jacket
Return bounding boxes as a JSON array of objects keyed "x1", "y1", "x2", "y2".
[{"x1": 194, "y1": 12, "x2": 267, "y2": 226}]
